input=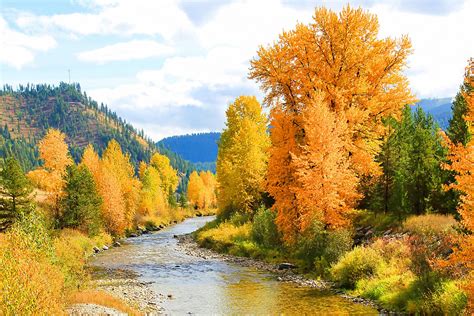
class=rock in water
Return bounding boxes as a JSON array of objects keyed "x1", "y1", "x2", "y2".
[{"x1": 113, "y1": 241, "x2": 121, "y2": 247}]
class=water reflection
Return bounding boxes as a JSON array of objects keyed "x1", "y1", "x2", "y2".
[{"x1": 91, "y1": 217, "x2": 377, "y2": 315}]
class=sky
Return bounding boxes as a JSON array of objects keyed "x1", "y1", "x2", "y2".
[{"x1": 1, "y1": 0, "x2": 473, "y2": 141}]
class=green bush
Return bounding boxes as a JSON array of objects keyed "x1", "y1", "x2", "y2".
[
  {"x1": 330, "y1": 246, "x2": 384, "y2": 288},
  {"x1": 251, "y1": 206, "x2": 281, "y2": 248},
  {"x1": 293, "y1": 221, "x2": 352, "y2": 273}
]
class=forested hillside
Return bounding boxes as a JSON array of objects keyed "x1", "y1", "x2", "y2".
[
  {"x1": 417, "y1": 98, "x2": 453, "y2": 129},
  {"x1": 158, "y1": 132, "x2": 221, "y2": 172},
  {"x1": 0, "y1": 83, "x2": 194, "y2": 191}
]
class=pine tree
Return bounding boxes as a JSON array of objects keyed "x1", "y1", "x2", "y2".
[
  {"x1": 0, "y1": 157, "x2": 33, "y2": 231},
  {"x1": 60, "y1": 164, "x2": 102, "y2": 236},
  {"x1": 448, "y1": 81, "x2": 472, "y2": 145}
]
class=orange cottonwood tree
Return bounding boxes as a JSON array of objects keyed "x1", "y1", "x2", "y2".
[
  {"x1": 249, "y1": 6, "x2": 415, "y2": 242},
  {"x1": 443, "y1": 60, "x2": 474, "y2": 308},
  {"x1": 102, "y1": 140, "x2": 141, "y2": 233},
  {"x1": 249, "y1": 5, "x2": 415, "y2": 176},
  {"x1": 28, "y1": 129, "x2": 72, "y2": 220},
  {"x1": 269, "y1": 96, "x2": 360, "y2": 242}
]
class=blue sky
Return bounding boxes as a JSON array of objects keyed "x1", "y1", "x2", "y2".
[{"x1": 1, "y1": 0, "x2": 473, "y2": 140}]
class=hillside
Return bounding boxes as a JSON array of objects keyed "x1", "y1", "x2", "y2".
[
  {"x1": 416, "y1": 97, "x2": 453, "y2": 129},
  {"x1": 0, "y1": 82, "x2": 194, "y2": 191},
  {"x1": 158, "y1": 132, "x2": 221, "y2": 172}
]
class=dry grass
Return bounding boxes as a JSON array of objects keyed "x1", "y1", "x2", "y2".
[
  {"x1": 403, "y1": 214, "x2": 457, "y2": 235},
  {"x1": 68, "y1": 290, "x2": 142, "y2": 316}
]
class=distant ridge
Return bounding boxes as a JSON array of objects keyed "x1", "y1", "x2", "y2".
[
  {"x1": 158, "y1": 132, "x2": 221, "y2": 172},
  {"x1": 415, "y1": 97, "x2": 453, "y2": 129}
]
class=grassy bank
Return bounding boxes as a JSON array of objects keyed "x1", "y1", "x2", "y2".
[
  {"x1": 194, "y1": 209, "x2": 469, "y2": 315},
  {"x1": 0, "y1": 206, "x2": 215, "y2": 315}
]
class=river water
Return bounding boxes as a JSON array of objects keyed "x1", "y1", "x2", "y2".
[{"x1": 91, "y1": 216, "x2": 378, "y2": 315}]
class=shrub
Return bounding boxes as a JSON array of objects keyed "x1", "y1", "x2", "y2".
[
  {"x1": 197, "y1": 222, "x2": 251, "y2": 250},
  {"x1": 330, "y1": 246, "x2": 385, "y2": 288},
  {"x1": 0, "y1": 210, "x2": 65, "y2": 315},
  {"x1": 251, "y1": 206, "x2": 281, "y2": 248},
  {"x1": 293, "y1": 221, "x2": 352, "y2": 273}
]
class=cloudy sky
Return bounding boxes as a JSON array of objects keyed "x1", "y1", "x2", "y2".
[{"x1": 1, "y1": 0, "x2": 473, "y2": 140}]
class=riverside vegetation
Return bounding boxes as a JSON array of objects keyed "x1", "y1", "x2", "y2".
[
  {"x1": 0, "y1": 129, "x2": 216, "y2": 315},
  {"x1": 195, "y1": 6, "x2": 473, "y2": 315},
  {"x1": 1, "y1": 4, "x2": 473, "y2": 316}
]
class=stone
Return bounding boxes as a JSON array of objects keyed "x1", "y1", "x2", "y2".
[
  {"x1": 102, "y1": 245, "x2": 109, "y2": 251},
  {"x1": 130, "y1": 233, "x2": 138, "y2": 238},
  {"x1": 113, "y1": 241, "x2": 121, "y2": 247},
  {"x1": 93, "y1": 246, "x2": 100, "y2": 253},
  {"x1": 278, "y1": 262, "x2": 297, "y2": 270}
]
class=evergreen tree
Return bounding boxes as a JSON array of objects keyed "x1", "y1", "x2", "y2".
[
  {"x1": 60, "y1": 164, "x2": 102, "y2": 235},
  {"x1": 448, "y1": 82, "x2": 472, "y2": 145},
  {"x1": 0, "y1": 157, "x2": 33, "y2": 231},
  {"x1": 370, "y1": 106, "x2": 453, "y2": 217}
]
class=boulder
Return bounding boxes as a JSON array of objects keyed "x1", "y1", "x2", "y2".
[
  {"x1": 278, "y1": 262, "x2": 297, "y2": 270},
  {"x1": 113, "y1": 241, "x2": 121, "y2": 247},
  {"x1": 102, "y1": 245, "x2": 109, "y2": 251},
  {"x1": 129, "y1": 233, "x2": 138, "y2": 238},
  {"x1": 93, "y1": 246, "x2": 101, "y2": 253}
]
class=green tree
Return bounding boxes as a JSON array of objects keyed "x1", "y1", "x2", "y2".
[
  {"x1": 0, "y1": 157, "x2": 33, "y2": 231},
  {"x1": 368, "y1": 106, "x2": 453, "y2": 217},
  {"x1": 448, "y1": 82, "x2": 472, "y2": 145},
  {"x1": 60, "y1": 164, "x2": 102, "y2": 235}
]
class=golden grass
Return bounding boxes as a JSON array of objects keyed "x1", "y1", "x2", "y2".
[
  {"x1": 68, "y1": 290, "x2": 142, "y2": 316},
  {"x1": 403, "y1": 214, "x2": 457, "y2": 235}
]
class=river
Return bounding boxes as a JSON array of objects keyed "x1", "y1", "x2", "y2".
[{"x1": 91, "y1": 216, "x2": 378, "y2": 315}]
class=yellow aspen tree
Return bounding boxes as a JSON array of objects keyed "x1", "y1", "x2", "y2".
[
  {"x1": 187, "y1": 171, "x2": 205, "y2": 209},
  {"x1": 216, "y1": 96, "x2": 270, "y2": 215},
  {"x1": 200, "y1": 171, "x2": 217, "y2": 209},
  {"x1": 150, "y1": 153, "x2": 179, "y2": 202}
]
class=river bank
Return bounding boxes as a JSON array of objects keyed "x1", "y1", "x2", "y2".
[{"x1": 177, "y1": 233, "x2": 390, "y2": 314}]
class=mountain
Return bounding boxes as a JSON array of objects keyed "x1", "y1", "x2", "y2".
[
  {"x1": 416, "y1": 97, "x2": 453, "y2": 129},
  {"x1": 0, "y1": 82, "x2": 194, "y2": 191},
  {"x1": 158, "y1": 132, "x2": 221, "y2": 172}
]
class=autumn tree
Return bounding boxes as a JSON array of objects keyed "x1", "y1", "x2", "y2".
[
  {"x1": 249, "y1": 5, "x2": 415, "y2": 177},
  {"x1": 200, "y1": 171, "x2": 217, "y2": 209},
  {"x1": 139, "y1": 162, "x2": 166, "y2": 216},
  {"x1": 187, "y1": 171, "x2": 205, "y2": 209},
  {"x1": 443, "y1": 60, "x2": 474, "y2": 309},
  {"x1": 269, "y1": 95, "x2": 360, "y2": 242},
  {"x1": 249, "y1": 6, "x2": 415, "y2": 241},
  {"x1": 216, "y1": 96, "x2": 270, "y2": 216},
  {"x1": 101, "y1": 140, "x2": 140, "y2": 234},
  {"x1": 28, "y1": 129, "x2": 72, "y2": 223},
  {"x1": 0, "y1": 157, "x2": 33, "y2": 231},
  {"x1": 150, "y1": 152, "x2": 179, "y2": 203}
]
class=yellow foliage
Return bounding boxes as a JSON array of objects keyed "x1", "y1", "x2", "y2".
[
  {"x1": 187, "y1": 171, "x2": 217, "y2": 209},
  {"x1": 216, "y1": 96, "x2": 270, "y2": 214},
  {"x1": 150, "y1": 152, "x2": 179, "y2": 199},
  {"x1": 28, "y1": 129, "x2": 73, "y2": 219}
]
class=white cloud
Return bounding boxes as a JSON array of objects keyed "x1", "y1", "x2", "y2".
[
  {"x1": 16, "y1": 0, "x2": 192, "y2": 40},
  {"x1": 0, "y1": 17, "x2": 56, "y2": 69},
  {"x1": 77, "y1": 40, "x2": 174, "y2": 64},
  {"x1": 372, "y1": 0, "x2": 474, "y2": 98}
]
